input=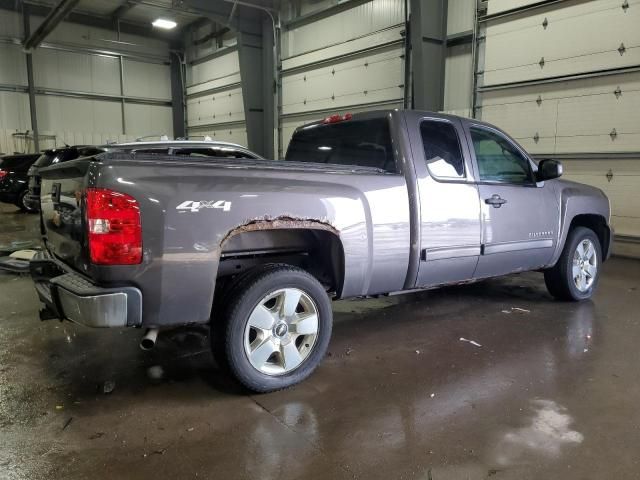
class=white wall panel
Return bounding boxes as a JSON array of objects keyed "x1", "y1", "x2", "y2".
[
  {"x1": 483, "y1": 0, "x2": 640, "y2": 86},
  {"x1": 0, "y1": 92, "x2": 31, "y2": 131},
  {"x1": 562, "y1": 159, "x2": 640, "y2": 240},
  {"x1": 123, "y1": 60, "x2": 171, "y2": 100},
  {"x1": 282, "y1": 25, "x2": 404, "y2": 70},
  {"x1": 188, "y1": 50, "x2": 240, "y2": 87},
  {"x1": 187, "y1": 87, "x2": 245, "y2": 128},
  {"x1": 0, "y1": 43, "x2": 27, "y2": 86},
  {"x1": 36, "y1": 96, "x2": 122, "y2": 134},
  {"x1": 185, "y1": 48, "x2": 245, "y2": 138},
  {"x1": 37, "y1": 18, "x2": 169, "y2": 59},
  {"x1": 187, "y1": 125, "x2": 248, "y2": 147},
  {"x1": 480, "y1": 71, "x2": 640, "y2": 154},
  {"x1": 282, "y1": 45, "x2": 404, "y2": 116},
  {"x1": 447, "y1": 0, "x2": 475, "y2": 35},
  {"x1": 124, "y1": 104, "x2": 173, "y2": 138},
  {"x1": 33, "y1": 49, "x2": 121, "y2": 95},
  {"x1": 487, "y1": 0, "x2": 541, "y2": 15},
  {"x1": 282, "y1": 0, "x2": 404, "y2": 58},
  {"x1": 444, "y1": 43, "x2": 473, "y2": 114},
  {"x1": 0, "y1": 10, "x2": 23, "y2": 38}
]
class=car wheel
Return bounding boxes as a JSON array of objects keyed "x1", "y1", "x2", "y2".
[
  {"x1": 544, "y1": 226, "x2": 601, "y2": 301},
  {"x1": 16, "y1": 190, "x2": 36, "y2": 213},
  {"x1": 215, "y1": 264, "x2": 333, "y2": 393}
]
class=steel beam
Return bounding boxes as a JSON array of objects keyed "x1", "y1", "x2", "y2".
[
  {"x1": 170, "y1": 52, "x2": 187, "y2": 139},
  {"x1": 410, "y1": 0, "x2": 448, "y2": 111},
  {"x1": 23, "y1": 0, "x2": 81, "y2": 52},
  {"x1": 23, "y1": 5, "x2": 39, "y2": 152}
]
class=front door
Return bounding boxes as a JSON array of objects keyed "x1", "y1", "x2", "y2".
[{"x1": 464, "y1": 124, "x2": 558, "y2": 278}]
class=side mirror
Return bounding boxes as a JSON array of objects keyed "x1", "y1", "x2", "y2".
[{"x1": 536, "y1": 159, "x2": 563, "y2": 182}]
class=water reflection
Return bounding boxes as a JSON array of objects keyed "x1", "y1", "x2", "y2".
[{"x1": 242, "y1": 299, "x2": 599, "y2": 477}]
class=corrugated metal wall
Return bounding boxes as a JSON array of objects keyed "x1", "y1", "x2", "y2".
[
  {"x1": 443, "y1": 0, "x2": 475, "y2": 117},
  {"x1": 0, "y1": 10, "x2": 173, "y2": 154},
  {"x1": 279, "y1": 0, "x2": 406, "y2": 154},
  {"x1": 184, "y1": 23, "x2": 247, "y2": 145},
  {"x1": 477, "y1": 0, "x2": 640, "y2": 252}
]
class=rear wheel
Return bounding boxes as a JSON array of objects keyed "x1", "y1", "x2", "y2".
[
  {"x1": 544, "y1": 226, "x2": 601, "y2": 301},
  {"x1": 16, "y1": 190, "x2": 36, "y2": 213},
  {"x1": 214, "y1": 265, "x2": 332, "y2": 392}
]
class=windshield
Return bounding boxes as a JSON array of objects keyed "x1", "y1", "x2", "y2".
[
  {"x1": 285, "y1": 118, "x2": 396, "y2": 172},
  {"x1": 34, "y1": 149, "x2": 80, "y2": 167}
]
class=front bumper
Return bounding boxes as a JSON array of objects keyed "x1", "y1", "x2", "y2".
[
  {"x1": 30, "y1": 251, "x2": 142, "y2": 328},
  {"x1": 24, "y1": 194, "x2": 40, "y2": 211}
]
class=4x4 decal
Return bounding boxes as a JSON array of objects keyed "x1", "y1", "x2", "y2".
[{"x1": 176, "y1": 200, "x2": 232, "y2": 212}]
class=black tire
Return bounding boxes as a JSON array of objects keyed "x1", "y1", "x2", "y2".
[
  {"x1": 213, "y1": 264, "x2": 333, "y2": 393},
  {"x1": 544, "y1": 226, "x2": 602, "y2": 301},
  {"x1": 211, "y1": 264, "x2": 283, "y2": 370},
  {"x1": 16, "y1": 190, "x2": 36, "y2": 213}
]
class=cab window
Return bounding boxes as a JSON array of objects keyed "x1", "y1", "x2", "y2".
[
  {"x1": 470, "y1": 127, "x2": 533, "y2": 185},
  {"x1": 420, "y1": 120, "x2": 465, "y2": 180}
]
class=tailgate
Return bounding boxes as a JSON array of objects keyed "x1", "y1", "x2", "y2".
[{"x1": 39, "y1": 158, "x2": 92, "y2": 272}]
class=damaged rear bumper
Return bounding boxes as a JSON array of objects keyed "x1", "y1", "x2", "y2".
[{"x1": 30, "y1": 251, "x2": 142, "y2": 328}]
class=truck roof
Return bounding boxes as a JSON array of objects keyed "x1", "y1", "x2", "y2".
[
  {"x1": 294, "y1": 109, "x2": 496, "y2": 131},
  {"x1": 109, "y1": 140, "x2": 247, "y2": 149}
]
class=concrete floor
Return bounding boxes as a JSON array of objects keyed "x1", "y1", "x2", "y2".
[{"x1": 1, "y1": 202, "x2": 639, "y2": 480}]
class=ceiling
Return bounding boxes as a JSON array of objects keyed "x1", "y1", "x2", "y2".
[{"x1": 24, "y1": 0, "x2": 280, "y2": 31}]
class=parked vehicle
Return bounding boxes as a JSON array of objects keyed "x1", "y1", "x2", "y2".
[
  {"x1": 0, "y1": 153, "x2": 41, "y2": 212},
  {"x1": 24, "y1": 141, "x2": 262, "y2": 211},
  {"x1": 30, "y1": 110, "x2": 612, "y2": 392}
]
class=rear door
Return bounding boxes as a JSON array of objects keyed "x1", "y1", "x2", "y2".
[
  {"x1": 463, "y1": 124, "x2": 558, "y2": 278},
  {"x1": 410, "y1": 115, "x2": 482, "y2": 287}
]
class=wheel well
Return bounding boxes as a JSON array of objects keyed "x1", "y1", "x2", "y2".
[
  {"x1": 569, "y1": 214, "x2": 610, "y2": 260},
  {"x1": 218, "y1": 228, "x2": 345, "y2": 295}
]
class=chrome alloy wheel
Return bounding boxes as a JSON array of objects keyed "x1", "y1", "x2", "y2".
[
  {"x1": 572, "y1": 239, "x2": 597, "y2": 292},
  {"x1": 243, "y1": 288, "x2": 319, "y2": 376}
]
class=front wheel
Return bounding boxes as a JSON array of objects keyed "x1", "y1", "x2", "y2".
[
  {"x1": 544, "y1": 226, "x2": 602, "y2": 301},
  {"x1": 215, "y1": 265, "x2": 333, "y2": 393}
]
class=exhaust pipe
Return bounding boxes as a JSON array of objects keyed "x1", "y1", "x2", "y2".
[{"x1": 140, "y1": 328, "x2": 159, "y2": 351}]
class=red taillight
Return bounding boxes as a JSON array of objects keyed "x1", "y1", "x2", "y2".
[
  {"x1": 0, "y1": 169, "x2": 7, "y2": 179},
  {"x1": 86, "y1": 188, "x2": 142, "y2": 265},
  {"x1": 322, "y1": 112, "x2": 353, "y2": 124}
]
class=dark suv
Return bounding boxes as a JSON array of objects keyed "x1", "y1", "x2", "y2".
[
  {"x1": 25, "y1": 146, "x2": 97, "y2": 212},
  {"x1": 24, "y1": 140, "x2": 261, "y2": 211},
  {"x1": 0, "y1": 153, "x2": 41, "y2": 212}
]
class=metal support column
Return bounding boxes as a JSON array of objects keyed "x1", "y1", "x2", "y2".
[
  {"x1": 409, "y1": 0, "x2": 448, "y2": 111},
  {"x1": 170, "y1": 51, "x2": 186, "y2": 139},
  {"x1": 237, "y1": 14, "x2": 275, "y2": 158},
  {"x1": 23, "y1": 5, "x2": 40, "y2": 152}
]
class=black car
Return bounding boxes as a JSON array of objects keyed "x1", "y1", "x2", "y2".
[
  {"x1": 0, "y1": 153, "x2": 41, "y2": 212},
  {"x1": 24, "y1": 146, "x2": 99, "y2": 212}
]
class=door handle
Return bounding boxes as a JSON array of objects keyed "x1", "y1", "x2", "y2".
[{"x1": 485, "y1": 194, "x2": 507, "y2": 208}]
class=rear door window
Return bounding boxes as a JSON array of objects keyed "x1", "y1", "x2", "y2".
[
  {"x1": 286, "y1": 118, "x2": 396, "y2": 172},
  {"x1": 420, "y1": 120, "x2": 465, "y2": 179}
]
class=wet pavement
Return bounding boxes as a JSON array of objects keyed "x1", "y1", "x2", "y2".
[{"x1": 1, "y1": 202, "x2": 640, "y2": 479}]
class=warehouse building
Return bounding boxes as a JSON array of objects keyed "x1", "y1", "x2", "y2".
[{"x1": 0, "y1": 0, "x2": 639, "y2": 478}]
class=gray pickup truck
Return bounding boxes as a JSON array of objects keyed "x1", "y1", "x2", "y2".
[{"x1": 31, "y1": 110, "x2": 612, "y2": 392}]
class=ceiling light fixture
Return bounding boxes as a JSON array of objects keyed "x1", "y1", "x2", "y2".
[{"x1": 152, "y1": 18, "x2": 177, "y2": 30}]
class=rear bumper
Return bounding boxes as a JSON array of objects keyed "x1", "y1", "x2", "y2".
[{"x1": 30, "y1": 251, "x2": 142, "y2": 328}]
